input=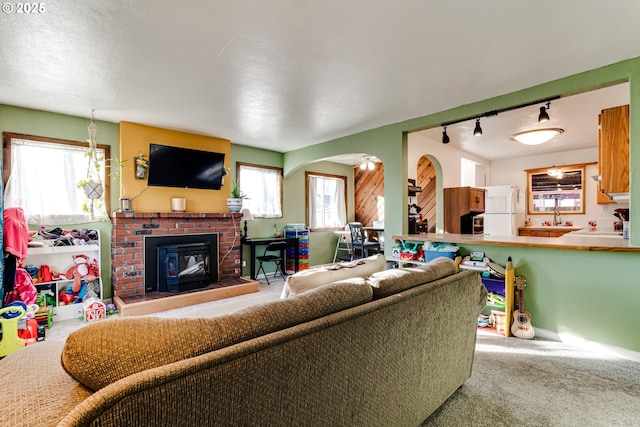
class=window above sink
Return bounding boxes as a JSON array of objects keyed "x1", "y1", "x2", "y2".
[{"x1": 526, "y1": 163, "x2": 589, "y2": 215}]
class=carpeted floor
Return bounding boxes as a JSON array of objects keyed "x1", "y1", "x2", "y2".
[
  {"x1": 421, "y1": 330, "x2": 640, "y2": 426},
  {"x1": 47, "y1": 277, "x2": 640, "y2": 426}
]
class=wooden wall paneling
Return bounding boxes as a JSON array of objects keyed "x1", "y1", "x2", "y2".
[
  {"x1": 354, "y1": 163, "x2": 385, "y2": 226},
  {"x1": 417, "y1": 157, "x2": 437, "y2": 232}
]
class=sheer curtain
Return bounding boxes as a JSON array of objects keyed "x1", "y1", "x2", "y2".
[
  {"x1": 239, "y1": 165, "x2": 282, "y2": 218},
  {"x1": 4, "y1": 138, "x2": 107, "y2": 225},
  {"x1": 308, "y1": 174, "x2": 346, "y2": 229}
]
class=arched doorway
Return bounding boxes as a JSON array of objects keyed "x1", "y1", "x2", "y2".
[{"x1": 417, "y1": 156, "x2": 436, "y2": 233}]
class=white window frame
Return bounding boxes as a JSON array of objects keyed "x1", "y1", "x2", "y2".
[
  {"x1": 237, "y1": 162, "x2": 283, "y2": 218},
  {"x1": 306, "y1": 172, "x2": 347, "y2": 231},
  {"x1": 3, "y1": 132, "x2": 111, "y2": 225}
]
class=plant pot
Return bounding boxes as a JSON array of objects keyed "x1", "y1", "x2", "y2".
[
  {"x1": 83, "y1": 182, "x2": 104, "y2": 199},
  {"x1": 120, "y1": 198, "x2": 132, "y2": 212},
  {"x1": 274, "y1": 231, "x2": 282, "y2": 238},
  {"x1": 226, "y1": 198, "x2": 243, "y2": 212}
]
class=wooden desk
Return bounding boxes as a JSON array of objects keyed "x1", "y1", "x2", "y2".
[
  {"x1": 241, "y1": 237, "x2": 299, "y2": 279},
  {"x1": 363, "y1": 227, "x2": 385, "y2": 248}
]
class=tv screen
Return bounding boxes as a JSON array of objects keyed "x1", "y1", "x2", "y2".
[{"x1": 147, "y1": 143, "x2": 225, "y2": 190}]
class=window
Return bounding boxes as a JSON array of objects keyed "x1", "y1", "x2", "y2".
[
  {"x1": 526, "y1": 164, "x2": 585, "y2": 215},
  {"x1": 306, "y1": 172, "x2": 347, "y2": 230},
  {"x1": 237, "y1": 162, "x2": 283, "y2": 218},
  {"x1": 3, "y1": 132, "x2": 111, "y2": 225}
]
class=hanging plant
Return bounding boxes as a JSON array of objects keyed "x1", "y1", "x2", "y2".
[{"x1": 77, "y1": 111, "x2": 105, "y2": 219}]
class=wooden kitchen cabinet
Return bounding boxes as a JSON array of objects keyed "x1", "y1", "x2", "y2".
[
  {"x1": 518, "y1": 227, "x2": 579, "y2": 237},
  {"x1": 598, "y1": 104, "x2": 629, "y2": 203},
  {"x1": 444, "y1": 187, "x2": 485, "y2": 234}
]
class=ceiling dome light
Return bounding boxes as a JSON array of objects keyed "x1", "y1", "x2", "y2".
[
  {"x1": 473, "y1": 118, "x2": 483, "y2": 136},
  {"x1": 510, "y1": 128, "x2": 564, "y2": 145}
]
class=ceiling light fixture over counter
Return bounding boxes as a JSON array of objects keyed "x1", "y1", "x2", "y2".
[{"x1": 510, "y1": 128, "x2": 564, "y2": 145}]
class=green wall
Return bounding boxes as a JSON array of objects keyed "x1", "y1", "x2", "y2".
[
  {"x1": 231, "y1": 143, "x2": 354, "y2": 274},
  {"x1": 284, "y1": 56, "x2": 640, "y2": 354},
  {"x1": 0, "y1": 105, "x2": 119, "y2": 299}
]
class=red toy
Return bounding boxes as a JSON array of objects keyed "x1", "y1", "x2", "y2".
[{"x1": 64, "y1": 255, "x2": 99, "y2": 293}]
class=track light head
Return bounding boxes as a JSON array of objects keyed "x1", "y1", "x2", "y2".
[
  {"x1": 442, "y1": 126, "x2": 450, "y2": 144},
  {"x1": 473, "y1": 118, "x2": 483, "y2": 136},
  {"x1": 538, "y1": 101, "x2": 551, "y2": 122}
]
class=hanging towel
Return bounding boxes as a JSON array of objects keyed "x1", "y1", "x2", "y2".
[{"x1": 4, "y1": 207, "x2": 30, "y2": 263}]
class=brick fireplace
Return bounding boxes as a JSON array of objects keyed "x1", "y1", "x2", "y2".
[{"x1": 110, "y1": 212, "x2": 242, "y2": 299}]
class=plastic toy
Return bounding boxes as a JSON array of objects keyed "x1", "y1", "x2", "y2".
[
  {"x1": 106, "y1": 303, "x2": 117, "y2": 315},
  {"x1": 0, "y1": 304, "x2": 27, "y2": 356}
]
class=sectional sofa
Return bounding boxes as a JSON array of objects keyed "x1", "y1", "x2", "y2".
[{"x1": 0, "y1": 255, "x2": 486, "y2": 426}]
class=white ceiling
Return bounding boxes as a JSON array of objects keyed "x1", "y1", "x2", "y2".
[{"x1": 2, "y1": 1, "x2": 640, "y2": 159}]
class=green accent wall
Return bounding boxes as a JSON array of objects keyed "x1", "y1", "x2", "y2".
[{"x1": 0, "y1": 105, "x2": 119, "y2": 300}]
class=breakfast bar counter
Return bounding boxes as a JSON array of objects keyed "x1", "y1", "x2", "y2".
[{"x1": 391, "y1": 232, "x2": 640, "y2": 253}]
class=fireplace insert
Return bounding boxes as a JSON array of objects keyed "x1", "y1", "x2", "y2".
[
  {"x1": 144, "y1": 233, "x2": 219, "y2": 293},
  {"x1": 157, "y1": 242, "x2": 211, "y2": 293}
]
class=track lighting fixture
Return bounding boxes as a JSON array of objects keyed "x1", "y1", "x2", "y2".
[
  {"x1": 442, "y1": 126, "x2": 450, "y2": 144},
  {"x1": 440, "y1": 96, "x2": 559, "y2": 142},
  {"x1": 473, "y1": 118, "x2": 483, "y2": 136},
  {"x1": 538, "y1": 100, "x2": 551, "y2": 122}
]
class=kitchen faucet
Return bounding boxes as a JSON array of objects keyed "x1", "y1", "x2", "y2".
[{"x1": 553, "y1": 205, "x2": 562, "y2": 226}]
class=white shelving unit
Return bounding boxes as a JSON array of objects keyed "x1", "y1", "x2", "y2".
[{"x1": 23, "y1": 237, "x2": 102, "y2": 322}]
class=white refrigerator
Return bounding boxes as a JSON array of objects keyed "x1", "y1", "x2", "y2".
[{"x1": 482, "y1": 185, "x2": 520, "y2": 236}]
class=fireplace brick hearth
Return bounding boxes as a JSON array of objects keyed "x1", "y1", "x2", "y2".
[{"x1": 111, "y1": 212, "x2": 242, "y2": 298}]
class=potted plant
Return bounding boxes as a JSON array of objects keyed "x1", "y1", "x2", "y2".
[
  {"x1": 273, "y1": 223, "x2": 282, "y2": 238},
  {"x1": 227, "y1": 178, "x2": 247, "y2": 212}
]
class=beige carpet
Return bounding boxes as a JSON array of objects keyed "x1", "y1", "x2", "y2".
[
  {"x1": 422, "y1": 329, "x2": 640, "y2": 426},
  {"x1": 46, "y1": 276, "x2": 285, "y2": 340}
]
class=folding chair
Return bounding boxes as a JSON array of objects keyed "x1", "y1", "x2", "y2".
[{"x1": 255, "y1": 241, "x2": 288, "y2": 285}]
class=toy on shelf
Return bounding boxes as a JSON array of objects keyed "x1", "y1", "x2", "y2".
[{"x1": 64, "y1": 254, "x2": 100, "y2": 293}]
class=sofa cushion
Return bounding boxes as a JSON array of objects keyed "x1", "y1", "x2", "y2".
[
  {"x1": 61, "y1": 281, "x2": 372, "y2": 391},
  {"x1": 281, "y1": 253, "x2": 386, "y2": 298},
  {"x1": 367, "y1": 257, "x2": 457, "y2": 299}
]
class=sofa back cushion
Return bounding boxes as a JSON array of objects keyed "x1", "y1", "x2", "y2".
[
  {"x1": 281, "y1": 253, "x2": 386, "y2": 298},
  {"x1": 367, "y1": 257, "x2": 457, "y2": 299},
  {"x1": 61, "y1": 281, "x2": 372, "y2": 391}
]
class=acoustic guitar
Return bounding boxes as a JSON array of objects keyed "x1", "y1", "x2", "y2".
[{"x1": 511, "y1": 276, "x2": 535, "y2": 339}]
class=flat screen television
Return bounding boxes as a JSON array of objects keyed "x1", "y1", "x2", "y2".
[{"x1": 147, "y1": 143, "x2": 225, "y2": 190}]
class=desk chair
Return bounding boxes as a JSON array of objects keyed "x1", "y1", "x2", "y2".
[
  {"x1": 348, "y1": 222, "x2": 380, "y2": 260},
  {"x1": 256, "y1": 241, "x2": 288, "y2": 285}
]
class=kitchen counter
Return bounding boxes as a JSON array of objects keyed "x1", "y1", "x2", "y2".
[{"x1": 391, "y1": 232, "x2": 640, "y2": 252}]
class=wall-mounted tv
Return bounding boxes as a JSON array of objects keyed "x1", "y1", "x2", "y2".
[{"x1": 147, "y1": 143, "x2": 225, "y2": 190}]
